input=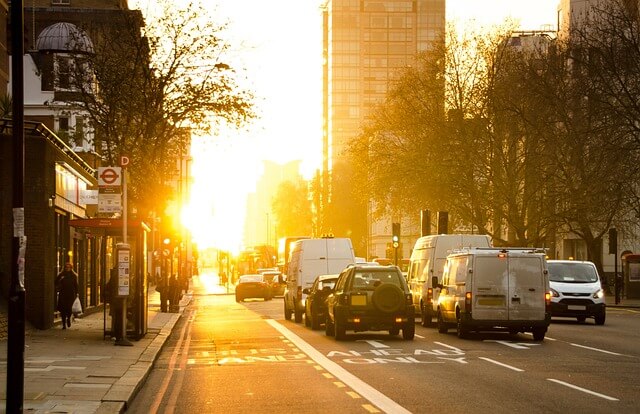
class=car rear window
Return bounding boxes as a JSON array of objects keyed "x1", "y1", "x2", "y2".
[
  {"x1": 239, "y1": 275, "x2": 263, "y2": 283},
  {"x1": 352, "y1": 270, "x2": 403, "y2": 289},
  {"x1": 548, "y1": 262, "x2": 599, "y2": 283}
]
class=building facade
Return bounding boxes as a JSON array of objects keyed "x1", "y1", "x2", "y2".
[{"x1": 321, "y1": 0, "x2": 446, "y2": 257}]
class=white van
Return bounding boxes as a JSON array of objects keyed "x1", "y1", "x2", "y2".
[
  {"x1": 547, "y1": 260, "x2": 606, "y2": 325},
  {"x1": 407, "y1": 234, "x2": 492, "y2": 327},
  {"x1": 284, "y1": 237, "x2": 356, "y2": 323},
  {"x1": 436, "y1": 247, "x2": 551, "y2": 340}
]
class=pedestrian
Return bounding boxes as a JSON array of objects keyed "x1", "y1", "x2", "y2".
[
  {"x1": 55, "y1": 262, "x2": 79, "y2": 329},
  {"x1": 168, "y1": 274, "x2": 181, "y2": 312}
]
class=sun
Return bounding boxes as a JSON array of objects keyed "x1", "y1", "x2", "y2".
[{"x1": 181, "y1": 134, "x2": 261, "y2": 253}]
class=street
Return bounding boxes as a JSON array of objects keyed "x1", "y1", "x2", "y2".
[{"x1": 128, "y1": 271, "x2": 640, "y2": 413}]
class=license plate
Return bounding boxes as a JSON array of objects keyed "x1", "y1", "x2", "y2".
[
  {"x1": 568, "y1": 305, "x2": 586, "y2": 310},
  {"x1": 351, "y1": 294, "x2": 367, "y2": 306},
  {"x1": 477, "y1": 297, "x2": 505, "y2": 307}
]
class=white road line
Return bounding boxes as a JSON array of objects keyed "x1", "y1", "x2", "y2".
[
  {"x1": 414, "y1": 334, "x2": 425, "y2": 339},
  {"x1": 360, "y1": 340, "x2": 389, "y2": 348},
  {"x1": 547, "y1": 379, "x2": 619, "y2": 401},
  {"x1": 569, "y1": 343, "x2": 623, "y2": 356},
  {"x1": 478, "y1": 357, "x2": 524, "y2": 372},
  {"x1": 267, "y1": 320, "x2": 412, "y2": 414}
]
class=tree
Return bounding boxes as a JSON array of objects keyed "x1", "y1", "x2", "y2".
[
  {"x1": 69, "y1": 1, "x2": 254, "y2": 216},
  {"x1": 271, "y1": 180, "x2": 313, "y2": 238}
]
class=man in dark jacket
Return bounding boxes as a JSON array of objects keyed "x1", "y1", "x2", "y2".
[{"x1": 55, "y1": 262, "x2": 79, "y2": 329}]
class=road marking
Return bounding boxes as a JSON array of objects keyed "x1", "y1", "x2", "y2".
[
  {"x1": 363, "y1": 404, "x2": 381, "y2": 413},
  {"x1": 347, "y1": 391, "x2": 361, "y2": 399},
  {"x1": 479, "y1": 357, "x2": 524, "y2": 372},
  {"x1": 547, "y1": 379, "x2": 619, "y2": 401},
  {"x1": 267, "y1": 319, "x2": 412, "y2": 414},
  {"x1": 359, "y1": 340, "x2": 389, "y2": 348},
  {"x1": 486, "y1": 340, "x2": 540, "y2": 349},
  {"x1": 414, "y1": 334, "x2": 425, "y2": 339},
  {"x1": 334, "y1": 381, "x2": 346, "y2": 388},
  {"x1": 569, "y1": 343, "x2": 624, "y2": 356}
]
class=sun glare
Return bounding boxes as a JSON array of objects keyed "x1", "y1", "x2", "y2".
[{"x1": 182, "y1": 134, "x2": 260, "y2": 252}]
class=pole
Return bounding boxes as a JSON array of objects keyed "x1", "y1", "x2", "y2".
[
  {"x1": 8, "y1": 0, "x2": 26, "y2": 410},
  {"x1": 115, "y1": 167, "x2": 132, "y2": 346}
]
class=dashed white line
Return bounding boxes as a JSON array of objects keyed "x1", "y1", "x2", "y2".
[
  {"x1": 547, "y1": 379, "x2": 619, "y2": 401},
  {"x1": 569, "y1": 343, "x2": 624, "y2": 356},
  {"x1": 478, "y1": 357, "x2": 524, "y2": 372}
]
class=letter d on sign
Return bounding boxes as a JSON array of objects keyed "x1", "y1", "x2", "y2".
[{"x1": 120, "y1": 155, "x2": 130, "y2": 167}]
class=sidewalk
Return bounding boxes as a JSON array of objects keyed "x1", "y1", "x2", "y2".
[{"x1": 0, "y1": 288, "x2": 192, "y2": 414}]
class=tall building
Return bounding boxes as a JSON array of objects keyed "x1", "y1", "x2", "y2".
[{"x1": 321, "y1": 0, "x2": 445, "y2": 256}]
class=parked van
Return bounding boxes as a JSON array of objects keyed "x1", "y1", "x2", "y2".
[
  {"x1": 407, "y1": 234, "x2": 492, "y2": 327},
  {"x1": 284, "y1": 237, "x2": 356, "y2": 323},
  {"x1": 436, "y1": 247, "x2": 551, "y2": 340},
  {"x1": 547, "y1": 260, "x2": 606, "y2": 325}
]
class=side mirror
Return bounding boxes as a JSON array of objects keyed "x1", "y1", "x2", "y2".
[
  {"x1": 432, "y1": 276, "x2": 442, "y2": 289},
  {"x1": 302, "y1": 288, "x2": 310, "y2": 295}
]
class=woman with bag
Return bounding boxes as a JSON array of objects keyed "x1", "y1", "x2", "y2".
[{"x1": 55, "y1": 262, "x2": 79, "y2": 329}]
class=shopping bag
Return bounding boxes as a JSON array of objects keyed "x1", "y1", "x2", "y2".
[{"x1": 72, "y1": 296, "x2": 83, "y2": 316}]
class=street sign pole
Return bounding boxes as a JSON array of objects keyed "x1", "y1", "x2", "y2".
[{"x1": 115, "y1": 163, "x2": 132, "y2": 346}]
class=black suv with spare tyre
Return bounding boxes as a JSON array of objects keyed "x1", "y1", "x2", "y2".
[{"x1": 325, "y1": 264, "x2": 415, "y2": 340}]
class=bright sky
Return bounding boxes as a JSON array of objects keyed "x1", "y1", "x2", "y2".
[{"x1": 130, "y1": 0, "x2": 559, "y2": 251}]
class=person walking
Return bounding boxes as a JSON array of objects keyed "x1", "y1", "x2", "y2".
[{"x1": 55, "y1": 262, "x2": 79, "y2": 329}]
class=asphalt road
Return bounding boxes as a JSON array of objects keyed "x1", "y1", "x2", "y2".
[{"x1": 128, "y1": 274, "x2": 640, "y2": 414}]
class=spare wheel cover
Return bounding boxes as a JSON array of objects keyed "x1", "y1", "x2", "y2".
[{"x1": 372, "y1": 283, "x2": 404, "y2": 313}]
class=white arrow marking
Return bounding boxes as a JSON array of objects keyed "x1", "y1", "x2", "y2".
[
  {"x1": 486, "y1": 340, "x2": 540, "y2": 349},
  {"x1": 359, "y1": 340, "x2": 389, "y2": 349}
]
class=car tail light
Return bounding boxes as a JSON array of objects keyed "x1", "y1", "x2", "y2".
[
  {"x1": 426, "y1": 287, "x2": 433, "y2": 304},
  {"x1": 545, "y1": 291, "x2": 551, "y2": 311},
  {"x1": 353, "y1": 317, "x2": 361, "y2": 324},
  {"x1": 395, "y1": 317, "x2": 403, "y2": 323},
  {"x1": 296, "y1": 286, "x2": 302, "y2": 301},
  {"x1": 465, "y1": 292, "x2": 472, "y2": 312}
]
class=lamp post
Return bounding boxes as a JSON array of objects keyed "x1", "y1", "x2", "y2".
[{"x1": 8, "y1": 1, "x2": 26, "y2": 411}]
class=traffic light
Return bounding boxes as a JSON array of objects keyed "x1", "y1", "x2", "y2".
[{"x1": 392, "y1": 222, "x2": 400, "y2": 248}]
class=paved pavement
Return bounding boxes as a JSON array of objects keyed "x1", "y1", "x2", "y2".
[
  {"x1": 0, "y1": 286, "x2": 638, "y2": 413},
  {"x1": 0, "y1": 287, "x2": 193, "y2": 414}
]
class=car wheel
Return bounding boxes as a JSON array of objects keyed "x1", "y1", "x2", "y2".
[
  {"x1": 437, "y1": 310, "x2": 448, "y2": 334},
  {"x1": 334, "y1": 317, "x2": 346, "y2": 340},
  {"x1": 389, "y1": 327, "x2": 400, "y2": 336},
  {"x1": 594, "y1": 311, "x2": 606, "y2": 325},
  {"x1": 402, "y1": 322, "x2": 415, "y2": 340},
  {"x1": 532, "y1": 327, "x2": 546, "y2": 341},
  {"x1": 311, "y1": 309, "x2": 321, "y2": 330},
  {"x1": 421, "y1": 303, "x2": 434, "y2": 327},
  {"x1": 371, "y1": 284, "x2": 405, "y2": 314},
  {"x1": 284, "y1": 300, "x2": 292, "y2": 321},
  {"x1": 325, "y1": 315, "x2": 334, "y2": 337},
  {"x1": 577, "y1": 315, "x2": 586, "y2": 323},
  {"x1": 294, "y1": 308, "x2": 303, "y2": 323},
  {"x1": 304, "y1": 310, "x2": 311, "y2": 327},
  {"x1": 456, "y1": 315, "x2": 469, "y2": 339}
]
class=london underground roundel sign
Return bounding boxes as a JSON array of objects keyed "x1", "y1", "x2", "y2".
[{"x1": 97, "y1": 167, "x2": 122, "y2": 186}]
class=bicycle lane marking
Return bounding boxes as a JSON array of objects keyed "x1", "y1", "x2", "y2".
[{"x1": 266, "y1": 319, "x2": 411, "y2": 414}]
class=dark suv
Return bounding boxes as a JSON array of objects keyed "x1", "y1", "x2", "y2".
[{"x1": 325, "y1": 264, "x2": 415, "y2": 340}]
